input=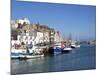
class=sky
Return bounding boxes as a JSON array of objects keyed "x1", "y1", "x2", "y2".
[{"x1": 11, "y1": 0, "x2": 96, "y2": 41}]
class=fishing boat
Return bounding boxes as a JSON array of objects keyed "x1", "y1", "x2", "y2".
[
  {"x1": 49, "y1": 47, "x2": 62, "y2": 55},
  {"x1": 11, "y1": 42, "x2": 44, "y2": 59},
  {"x1": 49, "y1": 43, "x2": 63, "y2": 55}
]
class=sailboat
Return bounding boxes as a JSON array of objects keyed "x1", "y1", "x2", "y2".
[
  {"x1": 71, "y1": 41, "x2": 80, "y2": 48},
  {"x1": 71, "y1": 34, "x2": 80, "y2": 48}
]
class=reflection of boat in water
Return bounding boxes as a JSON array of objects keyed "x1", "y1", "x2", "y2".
[{"x1": 11, "y1": 53, "x2": 44, "y2": 59}]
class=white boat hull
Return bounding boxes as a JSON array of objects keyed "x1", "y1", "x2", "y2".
[
  {"x1": 63, "y1": 47, "x2": 72, "y2": 51},
  {"x1": 76, "y1": 45, "x2": 80, "y2": 48},
  {"x1": 62, "y1": 47, "x2": 72, "y2": 53},
  {"x1": 71, "y1": 45, "x2": 80, "y2": 48}
]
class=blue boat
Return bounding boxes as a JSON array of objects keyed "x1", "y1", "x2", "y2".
[{"x1": 49, "y1": 44, "x2": 63, "y2": 54}]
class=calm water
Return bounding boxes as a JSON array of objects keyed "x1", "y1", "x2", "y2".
[{"x1": 11, "y1": 44, "x2": 96, "y2": 75}]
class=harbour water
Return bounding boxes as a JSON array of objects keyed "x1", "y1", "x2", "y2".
[{"x1": 11, "y1": 44, "x2": 96, "y2": 75}]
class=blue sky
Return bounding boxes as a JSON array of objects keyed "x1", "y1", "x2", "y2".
[{"x1": 11, "y1": 0, "x2": 96, "y2": 41}]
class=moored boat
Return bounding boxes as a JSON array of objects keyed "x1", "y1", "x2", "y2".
[
  {"x1": 49, "y1": 43, "x2": 63, "y2": 54},
  {"x1": 62, "y1": 47, "x2": 72, "y2": 53},
  {"x1": 71, "y1": 44, "x2": 80, "y2": 48},
  {"x1": 71, "y1": 41, "x2": 80, "y2": 48},
  {"x1": 49, "y1": 46, "x2": 62, "y2": 55}
]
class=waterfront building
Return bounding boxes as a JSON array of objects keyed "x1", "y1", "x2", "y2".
[{"x1": 11, "y1": 18, "x2": 60, "y2": 54}]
